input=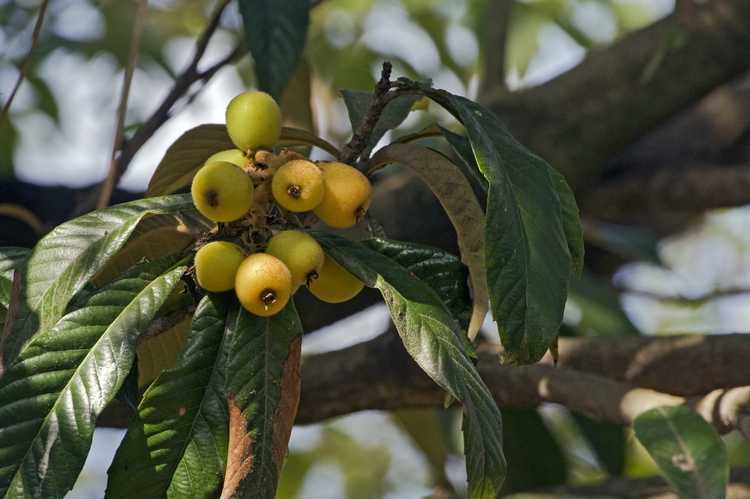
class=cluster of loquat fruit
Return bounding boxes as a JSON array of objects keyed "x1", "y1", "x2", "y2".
[{"x1": 190, "y1": 91, "x2": 369, "y2": 317}]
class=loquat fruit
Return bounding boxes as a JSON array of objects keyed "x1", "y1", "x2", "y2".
[
  {"x1": 313, "y1": 162, "x2": 372, "y2": 228},
  {"x1": 225, "y1": 91, "x2": 282, "y2": 152},
  {"x1": 235, "y1": 253, "x2": 293, "y2": 317},
  {"x1": 265, "y1": 230, "x2": 324, "y2": 288},
  {"x1": 271, "y1": 159, "x2": 325, "y2": 212},
  {"x1": 195, "y1": 241, "x2": 245, "y2": 292},
  {"x1": 308, "y1": 254, "x2": 364, "y2": 303},
  {"x1": 191, "y1": 161, "x2": 254, "y2": 222}
]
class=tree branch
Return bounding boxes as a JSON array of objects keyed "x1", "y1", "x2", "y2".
[
  {"x1": 486, "y1": 0, "x2": 750, "y2": 194},
  {"x1": 585, "y1": 161, "x2": 750, "y2": 224},
  {"x1": 78, "y1": 0, "x2": 238, "y2": 213},
  {"x1": 295, "y1": 330, "x2": 750, "y2": 431},
  {"x1": 478, "y1": 0, "x2": 513, "y2": 96},
  {"x1": 96, "y1": 0, "x2": 149, "y2": 209}
]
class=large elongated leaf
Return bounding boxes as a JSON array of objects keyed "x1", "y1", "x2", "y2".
[
  {"x1": 107, "y1": 295, "x2": 231, "y2": 498},
  {"x1": 342, "y1": 91, "x2": 419, "y2": 159},
  {"x1": 314, "y1": 232, "x2": 506, "y2": 499},
  {"x1": 2, "y1": 195, "x2": 194, "y2": 369},
  {"x1": 634, "y1": 406, "x2": 728, "y2": 499},
  {"x1": 221, "y1": 303, "x2": 303, "y2": 499},
  {"x1": 370, "y1": 143, "x2": 488, "y2": 339},
  {"x1": 363, "y1": 238, "x2": 472, "y2": 331},
  {"x1": 427, "y1": 91, "x2": 574, "y2": 363},
  {"x1": 238, "y1": 0, "x2": 310, "y2": 100},
  {"x1": 0, "y1": 261, "x2": 186, "y2": 498}
]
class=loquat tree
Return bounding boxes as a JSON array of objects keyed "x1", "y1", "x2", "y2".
[{"x1": 1, "y1": 1, "x2": 748, "y2": 499}]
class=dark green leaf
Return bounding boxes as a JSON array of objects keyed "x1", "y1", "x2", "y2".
[
  {"x1": 342, "y1": 90, "x2": 419, "y2": 159},
  {"x1": 549, "y1": 168, "x2": 584, "y2": 276},
  {"x1": 502, "y1": 409, "x2": 566, "y2": 493},
  {"x1": 146, "y1": 125, "x2": 235, "y2": 197},
  {"x1": 427, "y1": 91, "x2": 574, "y2": 364},
  {"x1": 572, "y1": 414, "x2": 625, "y2": 476},
  {"x1": 0, "y1": 247, "x2": 29, "y2": 308},
  {"x1": 439, "y1": 125, "x2": 488, "y2": 204},
  {"x1": 634, "y1": 406, "x2": 728, "y2": 499},
  {"x1": 107, "y1": 295, "x2": 231, "y2": 499},
  {"x1": 0, "y1": 261, "x2": 186, "y2": 498},
  {"x1": 3, "y1": 195, "x2": 195, "y2": 368},
  {"x1": 363, "y1": 238, "x2": 472, "y2": 331},
  {"x1": 369, "y1": 144, "x2": 488, "y2": 339},
  {"x1": 221, "y1": 302, "x2": 303, "y2": 499},
  {"x1": 238, "y1": 0, "x2": 310, "y2": 99},
  {"x1": 314, "y1": 232, "x2": 506, "y2": 499}
]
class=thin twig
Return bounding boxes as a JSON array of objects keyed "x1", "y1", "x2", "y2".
[
  {"x1": 0, "y1": 0, "x2": 49, "y2": 124},
  {"x1": 96, "y1": 0, "x2": 149, "y2": 209},
  {"x1": 338, "y1": 61, "x2": 423, "y2": 164}
]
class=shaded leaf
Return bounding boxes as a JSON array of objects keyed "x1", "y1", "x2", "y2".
[
  {"x1": 278, "y1": 126, "x2": 340, "y2": 158},
  {"x1": 136, "y1": 311, "x2": 192, "y2": 387},
  {"x1": 238, "y1": 0, "x2": 310, "y2": 99},
  {"x1": 634, "y1": 406, "x2": 728, "y2": 499},
  {"x1": 146, "y1": 125, "x2": 235, "y2": 197},
  {"x1": 502, "y1": 409, "x2": 566, "y2": 493},
  {"x1": 107, "y1": 295, "x2": 230, "y2": 498},
  {"x1": 427, "y1": 91, "x2": 573, "y2": 364},
  {"x1": 549, "y1": 168, "x2": 584, "y2": 276},
  {"x1": 0, "y1": 247, "x2": 29, "y2": 308},
  {"x1": 370, "y1": 143, "x2": 488, "y2": 339},
  {"x1": 314, "y1": 233, "x2": 506, "y2": 499},
  {"x1": 364, "y1": 238, "x2": 472, "y2": 331},
  {"x1": 342, "y1": 90, "x2": 420, "y2": 158},
  {"x1": 572, "y1": 414, "x2": 625, "y2": 477},
  {"x1": 2, "y1": 195, "x2": 195, "y2": 369},
  {"x1": 0, "y1": 261, "x2": 186, "y2": 498},
  {"x1": 221, "y1": 303, "x2": 303, "y2": 499},
  {"x1": 439, "y1": 125, "x2": 489, "y2": 204}
]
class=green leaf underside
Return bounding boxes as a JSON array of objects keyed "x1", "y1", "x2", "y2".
[
  {"x1": 0, "y1": 261, "x2": 186, "y2": 499},
  {"x1": 107, "y1": 295, "x2": 231, "y2": 499},
  {"x1": 428, "y1": 91, "x2": 574, "y2": 364},
  {"x1": 341, "y1": 90, "x2": 419, "y2": 159},
  {"x1": 0, "y1": 247, "x2": 29, "y2": 308},
  {"x1": 439, "y1": 126, "x2": 489, "y2": 204},
  {"x1": 370, "y1": 143, "x2": 488, "y2": 339},
  {"x1": 238, "y1": 0, "x2": 310, "y2": 100},
  {"x1": 222, "y1": 302, "x2": 302, "y2": 499},
  {"x1": 3, "y1": 195, "x2": 194, "y2": 368},
  {"x1": 146, "y1": 125, "x2": 235, "y2": 197},
  {"x1": 634, "y1": 406, "x2": 728, "y2": 499},
  {"x1": 314, "y1": 233, "x2": 505, "y2": 499},
  {"x1": 363, "y1": 238, "x2": 472, "y2": 331}
]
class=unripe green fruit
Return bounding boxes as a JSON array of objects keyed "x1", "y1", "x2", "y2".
[
  {"x1": 235, "y1": 253, "x2": 293, "y2": 317},
  {"x1": 308, "y1": 254, "x2": 364, "y2": 303},
  {"x1": 225, "y1": 91, "x2": 282, "y2": 151},
  {"x1": 195, "y1": 241, "x2": 245, "y2": 292},
  {"x1": 313, "y1": 162, "x2": 372, "y2": 228},
  {"x1": 271, "y1": 160, "x2": 325, "y2": 212},
  {"x1": 206, "y1": 149, "x2": 249, "y2": 169},
  {"x1": 266, "y1": 230, "x2": 324, "y2": 288},
  {"x1": 191, "y1": 161, "x2": 254, "y2": 222}
]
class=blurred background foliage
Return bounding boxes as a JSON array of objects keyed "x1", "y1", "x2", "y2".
[{"x1": 3, "y1": 0, "x2": 750, "y2": 497}]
